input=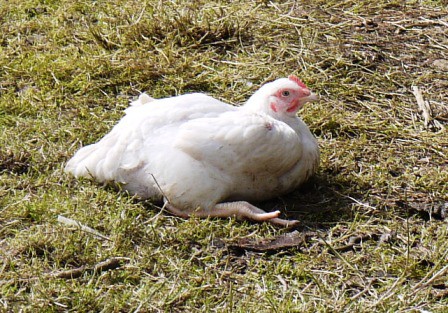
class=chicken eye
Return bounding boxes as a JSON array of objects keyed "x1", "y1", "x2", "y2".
[{"x1": 281, "y1": 90, "x2": 290, "y2": 97}]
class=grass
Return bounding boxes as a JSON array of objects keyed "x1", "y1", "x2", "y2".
[{"x1": 1, "y1": 0, "x2": 447, "y2": 311}]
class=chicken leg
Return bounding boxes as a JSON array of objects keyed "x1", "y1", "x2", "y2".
[{"x1": 164, "y1": 200, "x2": 299, "y2": 228}]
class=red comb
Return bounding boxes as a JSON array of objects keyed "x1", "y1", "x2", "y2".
[{"x1": 288, "y1": 75, "x2": 307, "y2": 89}]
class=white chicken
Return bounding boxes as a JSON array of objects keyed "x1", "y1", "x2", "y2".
[{"x1": 65, "y1": 75, "x2": 319, "y2": 227}]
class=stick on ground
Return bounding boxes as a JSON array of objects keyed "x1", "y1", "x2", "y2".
[
  {"x1": 51, "y1": 257, "x2": 129, "y2": 279},
  {"x1": 57, "y1": 215, "x2": 111, "y2": 241}
]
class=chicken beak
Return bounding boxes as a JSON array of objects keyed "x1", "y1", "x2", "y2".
[{"x1": 304, "y1": 92, "x2": 319, "y2": 103}]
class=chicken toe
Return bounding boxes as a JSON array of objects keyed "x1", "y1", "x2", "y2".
[
  {"x1": 164, "y1": 201, "x2": 298, "y2": 228},
  {"x1": 232, "y1": 202, "x2": 300, "y2": 228}
]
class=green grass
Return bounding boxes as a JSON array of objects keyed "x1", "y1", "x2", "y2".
[{"x1": 1, "y1": 0, "x2": 447, "y2": 311}]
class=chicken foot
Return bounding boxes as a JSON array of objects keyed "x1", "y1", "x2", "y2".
[{"x1": 164, "y1": 200, "x2": 299, "y2": 228}]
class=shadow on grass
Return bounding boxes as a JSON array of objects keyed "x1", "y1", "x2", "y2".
[{"x1": 257, "y1": 172, "x2": 365, "y2": 231}]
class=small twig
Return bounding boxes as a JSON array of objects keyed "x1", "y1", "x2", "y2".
[
  {"x1": 348, "y1": 278, "x2": 376, "y2": 303},
  {"x1": 51, "y1": 257, "x2": 129, "y2": 279},
  {"x1": 316, "y1": 232, "x2": 357, "y2": 271},
  {"x1": 150, "y1": 173, "x2": 170, "y2": 205},
  {"x1": 412, "y1": 86, "x2": 432, "y2": 127},
  {"x1": 371, "y1": 275, "x2": 407, "y2": 307},
  {"x1": 150, "y1": 173, "x2": 174, "y2": 215},
  {"x1": 331, "y1": 190, "x2": 378, "y2": 212},
  {"x1": 409, "y1": 245, "x2": 448, "y2": 297},
  {"x1": 412, "y1": 263, "x2": 448, "y2": 294},
  {"x1": 52, "y1": 265, "x2": 87, "y2": 279},
  {"x1": 57, "y1": 215, "x2": 111, "y2": 241}
]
